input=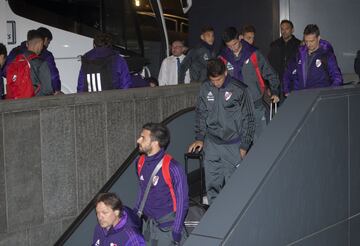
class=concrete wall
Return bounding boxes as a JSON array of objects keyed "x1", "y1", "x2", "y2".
[{"x1": 0, "y1": 84, "x2": 199, "y2": 246}]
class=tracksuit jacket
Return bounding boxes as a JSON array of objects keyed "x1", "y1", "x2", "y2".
[
  {"x1": 283, "y1": 39, "x2": 343, "y2": 94},
  {"x1": 92, "y1": 209, "x2": 145, "y2": 246},
  {"x1": 268, "y1": 35, "x2": 301, "y2": 83},
  {"x1": 178, "y1": 40, "x2": 217, "y2": 83},
  {"x1": 219, "y1": 40, "x2": 280, "y2": 104},
  {"x1": 195, "y1": 76, "x2": 256, "y2": 151},
  {"x1": 77, "y1": 47, "x2": 132, "y2": 92},
  {"x1": 135, "y1": 149, "x2": 189, "y2": 242}
]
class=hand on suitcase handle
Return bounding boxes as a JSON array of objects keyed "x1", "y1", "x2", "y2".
[
  {"x1": 188, "y1": 140, "x2": 204, "y2": 153},
  {"x1": 271, "y1": 95, "x2": 280, "y2": 103},
  {"x1": 240, "y1": 148, "x2": 247, "y2": 159}
]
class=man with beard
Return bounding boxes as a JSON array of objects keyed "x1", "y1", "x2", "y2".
[
  {"x1": 268, "y1": 20, "x2": 301, "y2": 101},
  {"x1": 135, "y1": 123, "x2": 189, "y2": 245}
]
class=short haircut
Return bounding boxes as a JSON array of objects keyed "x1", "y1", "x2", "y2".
[
  {"x1": 37, "y1": 27, "x2": 53, "y2": 40},
  {"x1": 303, "y1": 24, "x2": 320, "y2": 36},
  {"x1": 0, "y1": 43, "x2": 7, "y2": 57},
  {"x1": 171, "y1": 40, "x2": 184, "y2": 46},
  {"x1": 95, "y1": 193, "x2": 123, "y2": 216},
  {"x1": 207, "y1": 58, "x2": 226, "y2": 77},
  {"x1": 241, "y1": 24, "x2": 256, "y2": 35},
  {"x1": 27, "y1": 30, "x2": 43, "y2": 42},
  {"x1": 201, "y1": 25, "x2": 214, "y2": 34},
  {"x1": 280, "y1": 19, "x2": 294, "y2": 29},
  {"x1": 146, "y1": 77, "x2": 158, "y2": 86},
  {"x1": 94, "y1": 33, "x2": 113, "y2": 48},
  {"x1": 142, "y1": 122, "x2": 170, "y2": 148},
  {"x1": 222, "y1": 26, "x2": 239, "y2": 43}
]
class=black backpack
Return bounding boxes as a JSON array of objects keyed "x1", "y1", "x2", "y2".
[{"x1": 81, "y1": 54, "x2": 115, "y2": 92}]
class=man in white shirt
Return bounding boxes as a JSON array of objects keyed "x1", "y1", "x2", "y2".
[{"x1": 158, "y1": 40, "x2": 190, "y2": 86}]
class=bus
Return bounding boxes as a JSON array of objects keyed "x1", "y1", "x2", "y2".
[{"x1": 0, "y1": 0, "x2": 190, "y2": 93}]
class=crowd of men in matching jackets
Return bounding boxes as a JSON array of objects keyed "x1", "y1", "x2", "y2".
[{"x1": 0, "y1": 20, "x2": 357, "y2": 246}]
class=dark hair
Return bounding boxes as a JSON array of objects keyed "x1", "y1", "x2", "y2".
[
  {"x1": 95, "y1": 193, "x2": 123, "y2": 216},
  {"x1": 207, "y1": 58, "x2": 226, "y2": 77},
  {"x1": 280, "y1": 19, "x2": 294, "y2": 29},
  {"x1": 37, "y1": 27, "x2": 53, "y2": 40},
  {"x1": 94, "y1": 33, "x2": 113, "y2": 48},
  {"x1": 0, "y1": 43, "x2": 7, "y2": 57},
  {"x1": 146, "y1": 77, "x2": 159, "y2": 87},
  {"x1": 171, "y1": 40, "x2": 184, "y2": 46},
  {"x1": 222, "y1": 26, "x2": 239, "y2": 43},
  {"x1": 201, "y1": 25, "x2": 214, "y2": 34},
  {"x1": 27, "y1": 30, "x2": 43, "y2": 42},
  {"x1": 241, "y1": 24, "x2": 256, "y2": 35},
  {"x1": 303, "y1": 24, "x2": 320, "y2": 36},
  {"x1": 142, "y1": 123, "x2": 170, "y2": 148}
]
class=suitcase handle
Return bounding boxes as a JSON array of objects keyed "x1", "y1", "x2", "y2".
[
  {"x1": 270, "y1": 102, "x2": 278, "y2": 121},
  {"x1": 184, "y1": 152, "x2": 203, "y2": 160},
  {"x1": 184, "y1": 152, "x2": 204, "y2": 204}
]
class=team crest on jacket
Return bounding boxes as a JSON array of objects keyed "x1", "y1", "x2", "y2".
[
  {"x1": 292, "y1": 69, "x2": 297, "y2": 75},
  {"x1": 203, "y1": 53, "x2": 209, "y2": 61},
  {"x1": 95, "y1": 239, "x2": 100, "y2": 246},
  {"x1": 207, "y1": 91, "x2": 214, "y2": 101},
  {"x1": 245, "y1": 59, "x2": 249, "y2": 64},
  {"x1": 224, "y1": 91, "x2": 232, "y2": 101},
  {"x1": 152, "y1": 175, "x2": 159, "y2": 186},
  {"x1": 315, "y1": 59, "x2": 322, "y2": 68}
]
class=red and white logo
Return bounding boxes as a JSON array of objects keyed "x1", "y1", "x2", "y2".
[
  {"x1": 224, "y1": 91, "x2": 232, "y2": 101},
  {"x1": 152, "y1": 175, "x2": 159, "y2": 186}
]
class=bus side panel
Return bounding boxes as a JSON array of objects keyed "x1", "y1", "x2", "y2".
[{"x1": 3, "y1": 1, "x2": 93, "y2": 94}]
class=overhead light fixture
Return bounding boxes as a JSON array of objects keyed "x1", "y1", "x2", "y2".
[{"x1": 135, "y1": 0, "x2": 140, "y2": 7}]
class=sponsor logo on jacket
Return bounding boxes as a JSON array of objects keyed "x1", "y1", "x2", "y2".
[
  {"x1": 207, "y1": 91, "x2": 214, "y2": 101},
  {"x1": 226, "y1": 62, "x2": 234, "y2": 71}
]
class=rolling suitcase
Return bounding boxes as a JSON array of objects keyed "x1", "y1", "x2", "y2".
[{"x1": 184, "y1": 152, "x2": 207, "y2": 233}]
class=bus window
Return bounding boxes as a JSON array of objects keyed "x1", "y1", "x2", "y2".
[{"x1": 8, "y1": 0, "x2": 142, "y2": 54}]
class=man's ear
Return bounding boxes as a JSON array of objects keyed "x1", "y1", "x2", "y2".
[
  {"x1": 151, "y1": 140, "x2": 160, "y2": 149},
  {"x1": 200, "y1": 34, "x2": 204, "y2": 41},
  {"x1": 114, "y1": 210, "x2": 120, "y2": 217}
]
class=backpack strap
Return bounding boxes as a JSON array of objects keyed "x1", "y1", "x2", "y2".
[
  {"x1": 249, "y1": 52, "x2": 266, "y2": 94},
  {"x1": 25, "y1": 54, "x2": 41, "y2": 95},
  {"x1": 162, "y1": 154, "x2": 177, "y2": 212},
  {"x1": 137, "y1": 155, "x2": 146, "y2": 176},
  {"x1": 136, "y1": 153, "x2": 177, "y2": 212},
  {"x1": 137, "y1": 157, "x2": 164, "y2": 218},
  {"x1": 320, "y1": 53, "x2": 329, "y2": 76}
]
